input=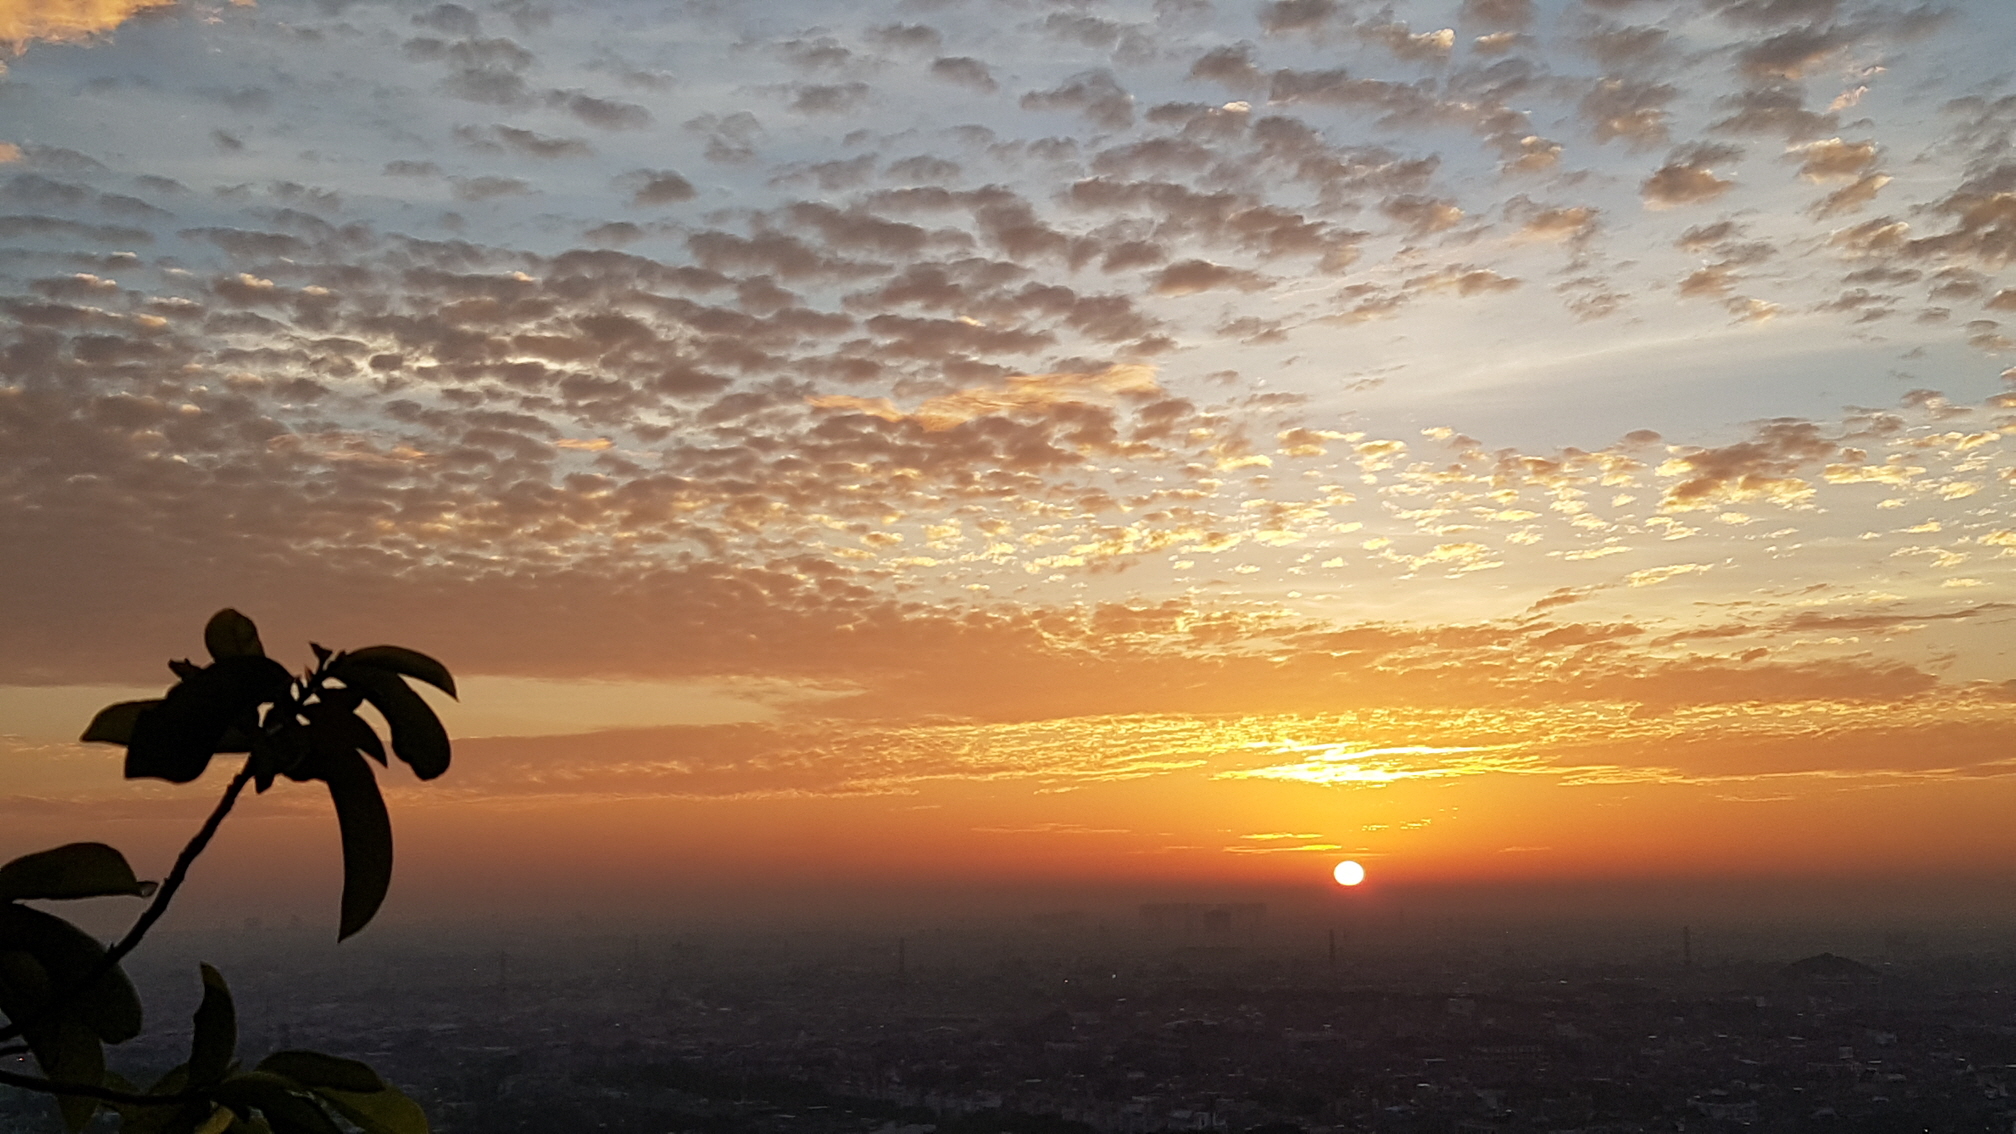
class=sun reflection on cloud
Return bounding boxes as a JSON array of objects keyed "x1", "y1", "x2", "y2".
[{"x1": 1216, "y1": 741, "x2": 1532, "y2": 786}]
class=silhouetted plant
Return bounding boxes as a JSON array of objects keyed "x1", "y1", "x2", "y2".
[{"x1": 0, "y1": 609, "x2": 452, "y2": 1133}]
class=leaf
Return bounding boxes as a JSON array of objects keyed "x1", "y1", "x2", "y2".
[
  {"x1": 0, "y1": 904, "x2": 143, "y2": 1043},
  {"x1": 214, "y1": 1073, "x2": 343, "y2": 1134},
  {"x1": 303, "y1": 703, "x2": 385, "y2": 767},
  {"x1": 80, "y1": 700, "x2": 160, "y2": 746},
  {"x1": 189, "y1": 963, "x2": 237, "y2": 1088},
  {"x1": 107, "y1": 1069, "x2": 212, "y2": 1134},
  {"x1": 250, "y1": 724, "x2": 311, "y2": 791},
  {"x1": 256, "y1": 1052, "x2": 383, "y2": 1093},
  {"x1": 0, "y1": 971, "x2": 108, "y2": 1133},
  {"x1": 341, "y1": 647, "x2": 456, "y2": 699},
  {"x1": 321, "y1": 749, "x2": 393, "y2": 940},
  {"x1": 127, "y1": 656, "x2": 295, "y2": 783},
  {"x1": 204, "y1": 610, "x2": 266, "y2": 661},
  {"x1": 45, "y1": 1016, "x2": 106, "y2": 1132},
  {"x1": 0, "y1": 947, "x2": 54, "y2": 1032},
  {"x1": 329, "y1": 662, "x2": 449, "y2": 781},
  {"x1": 0, "y1": 843, "x2": 156, "y2": 902},
  {"x1": 312, "y1": 1084, "x2": 429, "y2": 1134}
]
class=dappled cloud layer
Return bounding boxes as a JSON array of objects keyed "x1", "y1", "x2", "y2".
[{"x1": 4, "y1": 0, "x2": 2016, "y2": 884}]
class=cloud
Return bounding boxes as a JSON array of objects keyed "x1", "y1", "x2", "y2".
[
  {"x1": 789, "y1": 82, "x2": 870, "y2": 115},
  {"x1": 1813, "y1": 173, "x2": 1890, "y2": 217},
  {"x1": 1021, "y1": 71, "x2": 1134, "y2": 131},
  {"x1": 551, "y1": 91, "x2": 652, "y2": 130},
  {"x1": 1359, "y1": 19, "x2": 1455, "y2": 63},
  {"x1": 0, "y1": 0, "x2": 176, "y2": 50},
  {"x1": 808, "y1": 365, "x2": 1160, "y2": 431},
  {"x1": 617, "y1": 169, "x2": 696, "y2": 206},
  {"x1": 1657, "y1": 420, "x2": 1837, "y2": 509},
  {"x1": 1189, "y1": 44, "x2": 1264, "y2": 89},
  {"x1": 1642, "y1": 144, "x2": 1743, "y2": 208},
  {"x1": 1150, "y1": 259, "x2": 1266, "y2": 296},
  {"x1": 1794, "y1": 137, "x2": 1877, "y2": 181},
  {"x1": 1461, "y1": 0, "x2": 1533, "y2": 29},
  {"x1": 1737, "y1": 24, "x2": 1854, "y2": 80},
  {"x1": 684, "y1": 112, "x2": 763, "y2": 164},
  {"x1": 449, "y1": 175, "x2": 533, "y2": 201},
  {"x1": 1625, "y1": 563, "x2": 1711, "y2": 587},
  {"x1": 455, "y1": 124, "x2": 593, "y2": 159},
  {"x1": 1258, "y1": 0, "x2": 1338, "y2": 35},
  {"x1": 1580, "y1": 79, "x2": 1677, "y2": 148},
  {"x1": 1579, "y1": 22, "x2": 1671, "y2": 67},
  {"x1": 1510, "y1": 200, "x2": 1600, "y2": 242},
  {"x1": 1380, "y1": 195, "x2": 1465, "y2": 235},
  {"x1": 868, "y1": 24, "x2": 942, "y2": 52},
  {"x1": 1712, "y1": 85, "x2": 1837, "y2": 141},
  {"x1": 929, "y1": 57, "x2": 997, "y2": 93}
]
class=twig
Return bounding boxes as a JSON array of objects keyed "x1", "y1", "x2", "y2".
[
  {"x1": 0, "y1": 761, "x2": 255, "y2": 1044},
  {"x1": 0, "y1": 1066, "x2": 197, "y2": 1106}
]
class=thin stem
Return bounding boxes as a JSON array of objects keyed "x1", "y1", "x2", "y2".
[
  {"x1": 0, "y1": 761, "x2": 254, "y2": 1046},
  {"x1": 0, "y1": 1066, "x2": 198, "y2": 1107},
  {"x1": 110, "y1": 762, "x2": 257, "y2": 970}
]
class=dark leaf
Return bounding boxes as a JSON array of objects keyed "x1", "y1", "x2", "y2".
[
  {"x1": 0, "y1": 947, "x2": 54, "y2": 1029},
  {"x1": 311, "y1": 1084, "x2": 429, "y2": 1134},
  {"x1": 341, "y1": 647, "x2": 456, "y2": 699},
  {"x1": 189, "y1": 963, "x2": 237, "y2": 1088},
  {"x1": 127, "y1": 656, "x2": 294, "y2": 784},
  {"x1": 251, "y1": 724, "x2": 311, "y2": 789},
  {"x1": 0, "y1": 843, "x2": 156, "y2": 902},
  {"x1": 309, "y1": 643, "x2": 332, "y2": 665},
  {"x1": 106, "y1": 1069, "x2": 212, "y2": 1134},
  {"x1": 148, "y1": 1064, "x2": 190, "y2": 1097},
  {"x1": 318, "y1": 685, "x2": 364, "y2": 713},
  {"x1": 256, "y1": 1052, "x2": 383, "y2": 1093},
  {"x1": 215, "y1": 1073, "x2": 342, "y2": 1134},
  {"x1": 0, "y1": 904, "x2": 143, "y2": 1042},
  {"x1": 321, "y1": 750, "x2": 393, "y2": 940},
  {"x1": 46, "y1": 1016, "x2": 105, "y2": 1132},
  {"x1": 203, "y1": 610, "x2": 266, "y2": 661},
  {"x1": 304, "y1": 703, "x2": 385, "y2": 766},
  {"x1": 79, "y1": 700, "x2": 160, "y2": 746},
  {"x1": 0, "y1": 968, "x2": 107, "y2": 1134},
  {"x1": 329, "y1": 662, "x2": 449, "y2": 781}
]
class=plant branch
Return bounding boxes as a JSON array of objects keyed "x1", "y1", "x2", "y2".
[
  {"x1": 0, "y1": 1067, "x2": 198, "y2": 1107},
  {"x1": 108, "y1": 761, "x2": 257, "y2": 971},
  {"x1": 0, "y1": 761, "x2": 255, "y2": 1044}
]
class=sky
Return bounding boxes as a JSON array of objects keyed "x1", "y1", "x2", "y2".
[{"x1": 4, "y1": 0, "x2": 2016, "y2": 925}]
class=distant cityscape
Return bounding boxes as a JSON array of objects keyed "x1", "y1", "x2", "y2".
[{"x1": 6, "y1": 905, "x2": 2016, "y2": 1132}]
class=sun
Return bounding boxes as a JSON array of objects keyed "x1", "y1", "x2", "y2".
[{"x1": 1332, "y1": 860, "x2": 1366, "y2": 887}]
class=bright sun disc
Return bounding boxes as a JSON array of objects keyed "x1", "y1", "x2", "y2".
[{"x1": 1333, "y1": 860, "x2": 1366, "y2": 886}]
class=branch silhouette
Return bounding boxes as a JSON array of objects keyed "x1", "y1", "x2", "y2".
[{"x1": 0, "y1": 610, "x2": 452, "y2": 1134}]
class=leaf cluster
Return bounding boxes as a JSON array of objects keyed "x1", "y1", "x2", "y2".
[
  {"x1": 1, "y1": 611, "x2": 455, "y2": 1133},
  {"x1": 82, "y1": 611, "x2": 455, "y2": 938}
]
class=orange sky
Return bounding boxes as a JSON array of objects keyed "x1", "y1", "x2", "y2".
[{"x1": 5, "y1": 0, "x2": 2016, "y2": 928}]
